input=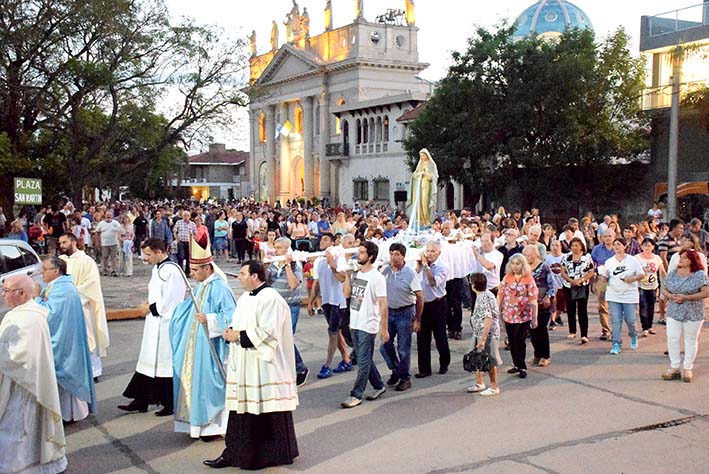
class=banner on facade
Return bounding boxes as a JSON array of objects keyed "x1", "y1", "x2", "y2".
[{"x1": 14, "y1": 177, "x2": 43, "y2": 205}]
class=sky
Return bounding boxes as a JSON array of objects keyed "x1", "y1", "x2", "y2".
[{"x1": 165, "y1": 0, "x2": 701, "y2": 151}]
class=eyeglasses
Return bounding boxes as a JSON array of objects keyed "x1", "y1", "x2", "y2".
[{"x1": 1, "y1": 288, "x2": 23, "y2": 295}]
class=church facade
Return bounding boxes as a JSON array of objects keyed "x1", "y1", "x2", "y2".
[{"x1": 246, "y1": 1, "x2": 430, "y2": 207}]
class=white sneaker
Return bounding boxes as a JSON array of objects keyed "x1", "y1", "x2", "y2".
[
  {"x1": 341, "y1": 396, "x2": 361, "y2": 408},
  {"x1": 466, "y1": 383, "x2": 486, "y2": 393},
  {"x1": 365, "y1": 387, "x2": 386, "y2": 401},
  {"x1": 480, "y1": 387, "x2": 501, "y2": 396}
]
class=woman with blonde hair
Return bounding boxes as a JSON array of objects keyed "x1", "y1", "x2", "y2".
[
  {"x1": 332, "y1": 212, "x2": 350, "y2": 236},
  {"x1": 497, "y1": 253, "x2": 538, "y2": 379}
]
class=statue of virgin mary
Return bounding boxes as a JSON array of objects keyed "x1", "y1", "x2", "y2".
[{"x1": 407, "y1": 148, "x2": 438, "y2": 232}]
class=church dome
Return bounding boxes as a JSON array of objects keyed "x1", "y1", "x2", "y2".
[{"x1": 513, "y1": 0, "x2": 593, "y2": 41}]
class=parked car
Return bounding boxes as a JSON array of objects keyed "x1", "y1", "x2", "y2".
[{"x1": 0, "y1": 239, "x2": 43, "y2": 317}]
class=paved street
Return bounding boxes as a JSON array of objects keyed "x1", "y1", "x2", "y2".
[{"x1": 65, "y1": 260, "x2": 709, "y2": 474}]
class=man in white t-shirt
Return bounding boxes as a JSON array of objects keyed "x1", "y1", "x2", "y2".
[
  {"x1": 472, "y1": 232, "x2": 504, "y2": 293},
  {"x1": 95, "y1": 212, "x2": 123, "y2": 276},
  {"x1": 601, "y1": 240, "x2": 645, "y2": 354},
  {"x1": 341, "y1": 241, "x2": 389, "y2": 408}
]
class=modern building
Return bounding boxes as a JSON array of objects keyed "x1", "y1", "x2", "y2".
[
  {"x1": 513, "y1": 0, "x2": 593, "y2": 41},
  {"x1": 246, "y1": 0, "x2": 431, "y2": 207},
  {"x1": 640, "y1": 1, "x2": 709, "y2": 218},
  {"x1": 179, "y1": 143, "x2": 249, "y2": 201}
]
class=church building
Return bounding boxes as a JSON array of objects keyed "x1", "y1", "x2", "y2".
[{"x1": 246, "y1": 0, "x2": 430, "y2": 207}]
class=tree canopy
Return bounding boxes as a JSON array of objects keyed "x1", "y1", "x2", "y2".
[
  {"x1": 404, "y1": 25, "x2": 649, "y2": 207},
  {"x1": 0, "y1": 0, "x2": 249, "y2": 206}
]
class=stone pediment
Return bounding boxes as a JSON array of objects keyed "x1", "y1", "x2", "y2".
[{"x1": 256, "y1": 45, "x2": 323, "y2": 85}]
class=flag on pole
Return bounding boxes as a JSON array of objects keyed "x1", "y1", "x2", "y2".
[{"x1": 275, "y1": 120, "x2": 293, "y2": 138}]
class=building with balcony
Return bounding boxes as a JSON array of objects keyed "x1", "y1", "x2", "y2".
[
  {"x1": 640, "y1": 1, "x2": 709, "y2": 215},
  {"x1": 246, "y1": 1, "x2": 430, "y2": 206},
  {"x1": 179, "y1": 144, "x2": 249, "y2": 201}
]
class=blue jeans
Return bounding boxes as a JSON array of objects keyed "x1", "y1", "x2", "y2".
[
  {"x1": 379, "y1": 306, "x2": 414, "y2": 380},
  {"x1": 350, "y1": 329, "x2": 384, "y2": 400},
  {"x1": 608, "y1": 301, "x2": 638, "y2": 345},
  {"x1": 289, "y1": 305, "x2": 307, "y2": 374}
]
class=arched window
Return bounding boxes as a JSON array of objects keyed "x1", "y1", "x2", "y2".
[
  {"x1": 356, "y1": 119, "x2": 362, "y2": 144},
  {"x1": 363, "y1": 118, "x2": 369, "y2": 144},
  {"x1": 258, "y1": 113, "x2": 266, "y2": 143},
  {"x1": 342, "y1": 120, "x2": 349, "y2": 149},
  {"x1": 368, "y1": 117, "x2": 375, "y2": 146},
  {"x1": 383, "y1": 115, "x2": 389, "y2": 142},
  {"x1": 294, "y1": 105, "x2": 303, "y2": 135},
  {"x1": 335, "y1": 116, "x2": 341, "y2": 135},
  {"x1": 376, "y1": 117, "x2": 383, "y2": 142}
]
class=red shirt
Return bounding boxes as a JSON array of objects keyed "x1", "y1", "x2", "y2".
[{"x1": 499, "y1": 273, "x2": 538, "y2": 324}]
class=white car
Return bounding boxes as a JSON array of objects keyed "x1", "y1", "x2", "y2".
[{"x1": 0, "y1": 239, "x2": 43, "y2": 316}]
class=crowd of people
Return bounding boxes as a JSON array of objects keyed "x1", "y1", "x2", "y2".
[{"x1": 1, "y1": 196, "x2": 709, "y2": 472}]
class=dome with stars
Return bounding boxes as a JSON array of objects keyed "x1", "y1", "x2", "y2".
[{"x1": 513, "y1": 0, "x2": 593, "y2": 41}]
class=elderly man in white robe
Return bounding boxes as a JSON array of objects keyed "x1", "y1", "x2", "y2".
[
  {"x1": 119, "y1": 238, "x2": 187, "y2": 416},
  {"x1": 59, "y1": 232, "x2": 109, "y2": 379},
  {"x1": 204, "y1": 260, "x2": 299, "y2": 470},
  {"x1": 1, "y1": 275, "x2": 68, "y2": 474}
]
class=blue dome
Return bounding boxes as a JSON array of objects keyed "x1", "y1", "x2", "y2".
[{"x1": 513, "y1": 0, "x2": 593, "y2": 40}]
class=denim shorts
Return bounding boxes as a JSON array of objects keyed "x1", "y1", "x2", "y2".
[{"x1": 322, "y1": 304, "x2": 343, "y2": 335}]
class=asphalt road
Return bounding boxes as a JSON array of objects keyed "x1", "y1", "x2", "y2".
[{"x1": 63, "y1": 259, "x2": 709, "y2": 474}]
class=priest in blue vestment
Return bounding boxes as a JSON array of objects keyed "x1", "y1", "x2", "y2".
[
  {"x1": 170, "y1": 237, "x2": 236, "y2": 439},
  {"x1": 36, "y1": 256, "x2": 96, "y2": 423}
]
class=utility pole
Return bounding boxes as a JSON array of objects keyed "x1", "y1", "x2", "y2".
[{"x1": 667, "y1": 47, "x2": 681, "y2": 220}]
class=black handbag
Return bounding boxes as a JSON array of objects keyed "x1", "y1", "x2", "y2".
[{"x1": 463, "y1": 348, "x2": 491, "y2": 373}]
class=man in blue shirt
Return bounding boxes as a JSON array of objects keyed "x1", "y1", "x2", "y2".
[
  {"x1": 415, "y1": 240, "x2": 450, "y2": 378},
  {"x1": 591, "y1": 228, "x2": 615, "y2": 340},
  {"x1": 317, "y1": 213, "x2": 332, "y2": 237}
]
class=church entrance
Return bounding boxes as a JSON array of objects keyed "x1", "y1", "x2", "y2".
[{"x1": 290, "y1": 155, "x2": 305, "y2": 199}]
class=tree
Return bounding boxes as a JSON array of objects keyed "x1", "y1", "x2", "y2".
[
  {"x1": 0, "y1": 0, "x2": 249, "y2": 206},
  {"x1": 404, "y1": 24, "x2": 649, "y2": 210}
]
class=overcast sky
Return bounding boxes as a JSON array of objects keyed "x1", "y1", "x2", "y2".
[{"x1": 165, "y1": 0, "x2": 700, "y2": 150}]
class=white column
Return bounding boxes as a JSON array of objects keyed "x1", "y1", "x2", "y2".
[
  {"x1": 303, "y1": 96, "x2": 315, "y2": 197},
  {"x1": 265, "y1": 104, "x2": 277, "y2": 203},
  {"x1": 279, "y1": 102, "x2": 291, "y2": 203},
  {"x1": 319, "y1": 92, "x2": 331, "y2": 199}
]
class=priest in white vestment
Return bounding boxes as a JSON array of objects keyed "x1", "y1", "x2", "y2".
[
  {"x1": 119, "y1": 238, "x2": 186, "y2": 416},
  {"x1": 59, "y1": 232, "x2": 109, "y2": 378},
  {"x1": 204, "y1": 260, "x2": 298, "y2": 470},
  {"x1": 1, "y1": 275, "x2": 68, "y2": 474},
  {"x1": 36, "y1": 256, "x2": 96, "y2": 423}
]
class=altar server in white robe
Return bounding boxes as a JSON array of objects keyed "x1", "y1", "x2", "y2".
[
  {"x1": 204, "y1": 260, "x2": 298, "y2": 470},
  {"x1": 1, "y1": 275, "x2": 68, "y2": 474},
  {"x1": 170, "y1": 237, "x2": 235, "y2": 439},
  {"x1": 59, "y1": 232, "x2": 109, "y2": 378},
  {"x1": 118, "y1": 238, "x2": 186, "y2": 416},
  {"x1": 36, "y1": 256, "x2": 96, "y2": 423}
]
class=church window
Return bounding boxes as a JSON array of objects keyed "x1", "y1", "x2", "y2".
[
  {"x1": 258, "y1": 113, "x2": 266, "y2": 143},
  {"x1": 356, "y1": 119, "x2": 362, "y2": 144},
  {"x1": 376, "y1": 117, "x2": 383, "y2": 142},
  {"x1": 383, "y1": 116, "x2": 389, "y2": 142},
  {"x1": 335, "y1": 116, "x2": 341, "y2": 135},
  {"x1": 294, "y1": 105, "x2": 303, "y2": 135},
  {"x1": 363, "y1": 119, "x2": 369, "y2": 143}
]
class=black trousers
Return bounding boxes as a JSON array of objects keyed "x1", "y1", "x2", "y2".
[
  {"x1": 122, "y1": 372, "x2": 173, "y2": 410},
  {"x1": 417, "y1": 298, "x2": 450, "y2": 374},
  {"x1": 563, "y1": 287, "x2": 589, "y2": 338},
  {"x1": 530, "y1": 309, "x2": 551, "y2": 359},
  {"x1": 505, "y1": 321, "x2": 530, "y2": 370},
  {"x1": 445, "y1": 278, "x2": 464, "y2": 333},
  {"x1": 639, "y1": 288, "x2": 657, "y2": 330},
  {"x1": 235, "y1": 238, "x2": 248, "y2": 262},
  {"x1": 177, "y1": 241, "x2": 190, "y2": 276}
]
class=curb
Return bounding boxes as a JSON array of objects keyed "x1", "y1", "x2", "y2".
[{"x1": 106, "y1": 308, "x2": 146, "y2": 321}]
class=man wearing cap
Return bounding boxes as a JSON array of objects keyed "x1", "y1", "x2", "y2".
[
  {"x1": 118, "y1": 238, "x2": 187, "y2": 416},
  {"x1": 170, "y1": 237, "x2": 236, "y2": 438}
]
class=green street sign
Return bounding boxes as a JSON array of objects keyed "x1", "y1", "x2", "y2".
[{"x1": 14, "y1": 177, "x2": 43, "y2": 205}]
